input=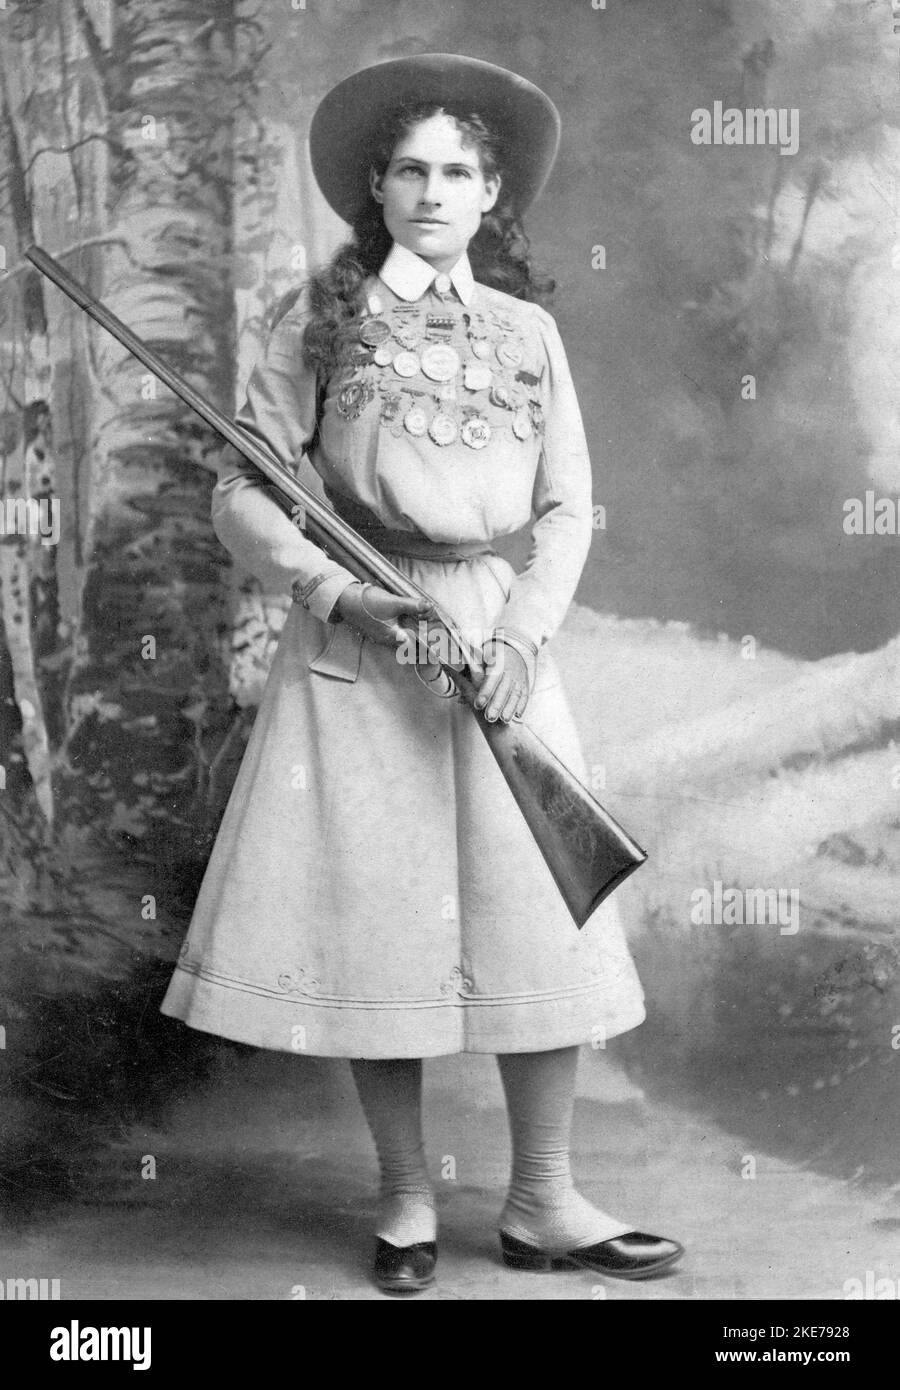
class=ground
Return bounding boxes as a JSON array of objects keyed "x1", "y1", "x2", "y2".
[{"x1": 2, "y1": 1040, "x2": 897, "y2": 1302}]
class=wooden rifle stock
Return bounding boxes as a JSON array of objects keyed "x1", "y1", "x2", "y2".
[{"x1": 25, "y1": 243, "x2": 647, "y2": 925}]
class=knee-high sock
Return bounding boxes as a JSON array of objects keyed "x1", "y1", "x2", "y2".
[
  {"x1": 497, "y1": 1046, "x2": 632, "y2": 1250},
  {"x1": 350, "y1": 1058, "x2": 436, "y2": 1247}
]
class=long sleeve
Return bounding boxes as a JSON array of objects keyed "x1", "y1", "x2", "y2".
[
  {"x1": 211, "y1": 300, "x2": 358, "y2": 621},
  {"x1": 496, "y1": 306, "x2": 594, "y2": 649}
]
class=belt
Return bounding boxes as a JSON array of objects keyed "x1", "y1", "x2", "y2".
[{"x1": 325, "y1": 487, "x2": 496, "y2": 563}]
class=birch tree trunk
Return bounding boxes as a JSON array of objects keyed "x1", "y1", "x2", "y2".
[
  {"x1": 0, "y1": 39, "x2": 57, "y2": 831},
  {"x1": 62, "y1": 0, "x2": 236, "y2": 859}
]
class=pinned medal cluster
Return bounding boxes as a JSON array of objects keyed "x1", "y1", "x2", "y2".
[{"x1": 334, "y1": 297, "x2": 545, "y2": 449}]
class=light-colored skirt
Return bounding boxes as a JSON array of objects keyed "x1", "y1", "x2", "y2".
[{"x1": 160, "y1": 551, "x2": 645, "y2": 1056}]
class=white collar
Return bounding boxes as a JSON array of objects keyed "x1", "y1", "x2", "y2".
[{"x1": 376, "y1": 242, "x2": 475, "y2": 306}]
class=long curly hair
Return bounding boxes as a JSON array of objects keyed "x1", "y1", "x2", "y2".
[{"x1": 292, "y1": 101, "x2": 555, "y2": 378}]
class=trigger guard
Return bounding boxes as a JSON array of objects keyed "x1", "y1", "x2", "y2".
[{"x1": 413, "y1": 663, "x2": 457, "y2": 700}]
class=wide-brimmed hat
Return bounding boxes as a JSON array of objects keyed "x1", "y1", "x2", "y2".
[{"x1": 309, "y1": 53, "x2": 561, "y2": 225}]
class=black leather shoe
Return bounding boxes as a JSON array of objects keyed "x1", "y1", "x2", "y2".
[
  {"x1": 500, "y1": 1229, "x2": 684, "y2": 1280},
  {"x1": 372, "y1": 1237, "x2": 437, "y2": 1294}
]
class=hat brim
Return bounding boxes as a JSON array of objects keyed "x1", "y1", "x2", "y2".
[{"x1": 309, "y1": 53, "x2": 561, "y2": 225}]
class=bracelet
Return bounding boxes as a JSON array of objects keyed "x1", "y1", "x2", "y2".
[
  {"x1": 358, "y1": 583, "x2": 399, "y2": 631},
  {"x1": 358, "y1": 584, "x2": 379, "y2": 620},
  {"x1": 496, "y1": 626, "x2": 539, "y2": 657}
]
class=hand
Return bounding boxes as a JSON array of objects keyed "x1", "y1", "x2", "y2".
[
  {"x1": 474, "y1": 638, "x2": 530, "y2": 723},
  {"x1": 336, "y1": 582, "x2": 433, "y2": 649}
]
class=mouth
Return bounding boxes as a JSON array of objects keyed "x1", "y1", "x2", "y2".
[{"x1": 409, "y1": 218, "x2": 448, "y2": 227}]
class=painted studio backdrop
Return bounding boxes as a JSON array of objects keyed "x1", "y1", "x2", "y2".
[{"x1": 1, "y1": 0, "x2": 899, "y2": 1298}]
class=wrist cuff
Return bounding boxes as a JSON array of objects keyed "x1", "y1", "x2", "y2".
[{"x1": 292, "y1": 570, "x2": 359, "y2": 623}]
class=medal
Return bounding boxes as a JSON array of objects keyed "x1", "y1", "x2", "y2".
[
  {"x1": 367, "y1": 293, "x2": 384, "y2": 315},
  {"x1": 512, "y1": 408, "x2": 533, "y2": 440},
  {"x1": 428, "y1": 413, "x2": 458, "y2": 446},
  {"x1": 336, "y1": 378, "x2": 375, "y2": 420},
  {"x1": 403, "y1": 405, "x2": 429, "y2": 436},
  {"x1": 394, "y1": 325, "x2": 421, "y2": 350},
  {"x1": 359, "y1": 318, "x2": 391, "y2": 347},
  {"x1": 463, "y1": 363, "x2": 492, "y2": 392},
  {"x1": 490, "y1": 381, "x2": 513, "y2": 409},
  {"x1": 461, "y1": 416, "x2": 492, "y2": 450},
  {"x1": 471, "y1": 338, "x2": 492, "y2": 360},
  {"x1": 380, "y1": 392, "x2": 402, "y2": 423},
  {"x1": 373, "y1": 344, "x2": 394, "y2": 366},
  {"x1": 393, "y1": 350, "x2": 421, "y2": 378},
  {"x1": 420, "y1": 343, "x2": 461, "y2": 382},
  {"x1": 496, "y1": 341, "x2": 523, "y2": 369}
]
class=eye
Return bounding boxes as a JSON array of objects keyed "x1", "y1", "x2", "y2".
[{"x1": 447, "y1": 167, "x2": 473, "y2": 179}]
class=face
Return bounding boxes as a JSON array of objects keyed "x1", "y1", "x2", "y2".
[{"x1": 370, "y1": 112, "x2": 500, "y2": 273}]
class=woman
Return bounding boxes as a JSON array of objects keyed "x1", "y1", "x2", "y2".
[{"x1": 161, "y1": 53, "x2": 683, "y2": 1294}]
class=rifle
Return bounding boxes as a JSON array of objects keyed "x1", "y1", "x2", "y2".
[{"x1": 25, "y1": 244, "x2": 647, "y2": 927}]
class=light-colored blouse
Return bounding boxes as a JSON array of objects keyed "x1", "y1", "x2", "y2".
[{"x1": 212, "y1": 242, "x2": 594, "y2": 653}]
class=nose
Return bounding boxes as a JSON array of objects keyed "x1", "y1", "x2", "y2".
[{"x1": 418, "y1": 170, "x2": 444, "y2": 207}]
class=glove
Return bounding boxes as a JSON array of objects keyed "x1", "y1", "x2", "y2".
[
  {"x1": 474, "y1": 636, "x2": 532, "y2": 724},
  {"x1": 334, "y1": 582, "x2": 433, "y2": 650}
]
